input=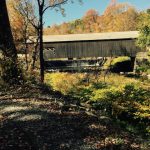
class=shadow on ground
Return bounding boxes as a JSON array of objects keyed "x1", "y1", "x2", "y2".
[{"x1": 0, "y1": 98, "x2": 149, "y2": 150}]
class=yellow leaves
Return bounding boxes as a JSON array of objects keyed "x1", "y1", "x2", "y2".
[
  {"x1": 83, "y1": 9, "x2": 99, "y2": 21},
  {"x1": 44, "y1": 2, "x2": 138, "y2": 35},
  {"x1": 7, "y1": 0, "x2": 25, "y2": 41},
  {"x1": 103, "y1": 3, "x2": 138, "y2": 32},
  {"x1": 134, "y1": 102, "x2": 150, "y2": 120},
  {"x1": 45, "y1": 73, "x2": 84, "y2": 95},
  {"x1": 134, "y1": 102, "x2": 150, "y2": 112},
  {"x1": 135, "y1": 112, "x2": 150, "y2": 119},
  {"x1": 7, "y1": 0, "x2": 35, "y2": 44}
]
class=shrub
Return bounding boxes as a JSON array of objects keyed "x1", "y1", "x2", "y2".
[
  {"x1": 136, "y1": 58, "x2": 150, "y2": 75},
  {"x1": 45, "y1": 73, "x2": 84, "y2": 95},
  {"x1": 91, "y1": 87, "x2": 121, "y2": 102},
  {"x1": 45, "y1": 72, "x2": 150, "y2": 134},
  {"x1": 134, "y1": 104, "x2": 150, "y2": 120},
  {"x1": 123, "y1": 84, "x2": 149, "y2": 102},
  {"x1": 0, "y1": 57, "x2": 23, "y2": 84},
  {"x1": 91, "y1": 83, "x2": 150, "y2": 121},
  {"x1": 104, "y1": 57, "x2": 134, "y2": 73},
  {"x1": 91, "y1": 87, "x2": 123, "y2": 116},
  {"x1": 69, "y1": 86, "x2": 93, "y2": 102},
  {"x1": 91, "y1": 81, "x2": 108, "y2": 89}
]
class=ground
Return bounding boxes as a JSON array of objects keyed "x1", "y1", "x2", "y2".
[{"x1": 0, "y1": 84, "x2": 149, "y2": 150}]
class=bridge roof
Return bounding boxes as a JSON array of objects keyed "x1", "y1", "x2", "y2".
[{"x1": 29, "y1": 31, "x2": 139, "y2": 43}]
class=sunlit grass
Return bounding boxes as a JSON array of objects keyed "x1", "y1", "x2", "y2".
[
  {"x1": 45, "y1": 72, "x2": 85, "y2": 94},
  {"x1": 98, "y1": 73, "x2": 140, "y2": 86},
  {"x1": 45, "y1": 72, "x2": 143, "y2": 94}
]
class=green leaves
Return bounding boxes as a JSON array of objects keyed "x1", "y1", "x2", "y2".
[{"x1": 137, "y1": 10, "x2": 150, "y2": 48}]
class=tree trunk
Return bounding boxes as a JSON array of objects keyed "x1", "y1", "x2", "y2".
[
  {"x1": 0, "y1": 0, "x2": 17, "y2": 59},
  {"x1": 39, "y1": 10, "x2": 44, "y2": 83},
  {"x1": 24, "y1": 25, "x2": 29, "y2": 71},
  {"x1": 0, "y1": 0, "x2": 20, "y2": 83},
  {"x1": 31, "y1": 36, "x2": 39, "y2": 70},
  {"x1": 25, "y1": 41, "x2": 29, "y2": 71}
]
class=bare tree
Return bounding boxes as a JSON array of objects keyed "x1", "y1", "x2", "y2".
[
  {"x1": 16, "y1": 0, "x2": 82, "y2": 82},
  {"x1": 36, "y1": 0, "x2": 70, "y2": 83},
  {"x1": 15, "y1": 0, "x2": 38, "y2": 70}
]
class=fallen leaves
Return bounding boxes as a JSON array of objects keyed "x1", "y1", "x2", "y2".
[{"x1": 0, "y1": 84, "x2": 149, "y2": 150}]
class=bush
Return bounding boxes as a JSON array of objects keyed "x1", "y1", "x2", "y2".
[
  {"x1": 91, "y1": 82, "x2": 108, "y2": 89},
  {"x1": 91, "y1": 87, "x2": 123, "y2": 116},
  {"x1": 111, "y1": 57, "x2": 134, "y2": 73},
  {"x1": 91, "y1": 87, "x2": 121, "y2": 102},
  {"x1": 45, "y1": 73, "x2": 84, "y2": 95},
  {"x1": 136, "y1": 58, "x2": 150, "y2": 75},
  {"x1": 123, "y1": 84, "x2": 149, "y2": 102},
  {"x1": 90, "y1": 83, "x2": 150, "y2": 133},
  {"x1": 69, "y1": 86, "x2": 93, "y2": 102},
  {"x1": 104, "y1": 57, "x2": 134, "y2": 73},
  {"x1": 45, "y1": 72, "x2": 150, "y2": 134},
  {"x1": 0, "y1": 57, "x2": 23, "y2": 84}
]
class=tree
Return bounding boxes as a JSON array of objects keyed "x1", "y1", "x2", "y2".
[
  {"x1": 103, "y1": 2, "x2": 138, "y2": 32},
  {"x1": 11, "y1": 0, "x2": 40, "y2": 71},
  {"x1": 7, "y1": 0, "x2": 24, "y2": 43},
  {"x1": 29, "y1": 0, "x2": 81, "y2": 82},
  {"x1": 15, "y1": 0, "x2": 82, "y2": 82},
  {"x1": 83, "y1": 9, "x2": 99, "y2": 32},
  {"x1": 8, "y1": 0, "x2": 36, "y2": 70},
  {"x1": 35, "y1": 0, "x2": 68, "y2": 82},
  {"x1": 44, "y1": 1, "x2": 139, "y2": 34},
  {"x1": 115, "y1": 7, "x2": 138, "y2": 31},
  {"x1": 137, "y1": 9, "x2": 150, "y2": 49},
  {"x1": 0, "y1": 0, "x2": 20, "y2": 83},
  {"x1": 83, "y1": 9, "x2": 99, "y2": 20}
]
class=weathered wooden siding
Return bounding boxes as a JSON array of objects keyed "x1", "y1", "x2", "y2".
[{"x1": 43, "y1": 39, "x2": 141, "y2": 60}]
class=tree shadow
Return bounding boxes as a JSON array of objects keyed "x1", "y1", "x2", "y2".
[{"x1": 0, "y1": 99, "x2": 147, "y2": 150}]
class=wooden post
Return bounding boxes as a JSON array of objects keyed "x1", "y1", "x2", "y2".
[{"x1": 130, "y1": 57, "x2": 136, "y2": 73}]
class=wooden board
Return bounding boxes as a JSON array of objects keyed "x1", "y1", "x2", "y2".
[{"x1": 43, "y1": 39, "x2": 141, "y2": 60}]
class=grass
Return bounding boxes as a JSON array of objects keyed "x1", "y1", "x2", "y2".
[{"x1": 45, "y1": 72, "x2": 143, "y2": 94}]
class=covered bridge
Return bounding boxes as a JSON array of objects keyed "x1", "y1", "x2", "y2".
[
  {"x1": 29, "y1": 31, "x2": 142, "y2": 71},
  {"x1": 38, "y1": 31, "x2": 142, "y2": 60}
]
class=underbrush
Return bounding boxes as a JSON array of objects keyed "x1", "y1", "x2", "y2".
[
  {"x1": 45, "y1": 72, "x2": 150, "y2": 135},
  {"x1": 104, "y1": 56, "x2": 133, "y2": 73}
]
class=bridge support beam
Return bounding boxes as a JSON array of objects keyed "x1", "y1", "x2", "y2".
[{"x1": 130, "y1": 57, "x2": 136, "y2": 73}]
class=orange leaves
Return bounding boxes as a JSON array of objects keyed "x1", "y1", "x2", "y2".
[
  {"x1": 7, "y1": 0, "x2": 25, "y2": 41},
  {"x1": 44, "y1": 2, "x2": 138, "y2": 35},
  {"x1": 103, "y1": 3, "x2": 138, "y2": 32},
  {"x1": 83, "y1": 9, "x2": 99, "y2": 19}
]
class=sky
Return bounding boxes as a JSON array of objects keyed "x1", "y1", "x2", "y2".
[{"x1": 44, "y1": 0, "x2": 150, "y2": 27}]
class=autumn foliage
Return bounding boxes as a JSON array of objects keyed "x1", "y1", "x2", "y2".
[
  {"x1": 7, "y1": 0, "x2": 24, "y2": 42},
  {"x1": 7, "y1": 0, "x2": 35, "y2": 50},
  {"x1": 44, "y1": 2, "x2": 139, "y2": 35}
]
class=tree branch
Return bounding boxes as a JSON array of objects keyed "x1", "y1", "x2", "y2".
[{"x1": 43, "y1": 0, "x2": 68, "y2": 14}]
